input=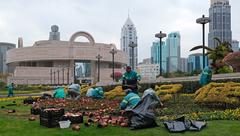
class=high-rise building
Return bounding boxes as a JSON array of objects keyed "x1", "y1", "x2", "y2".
[
  {"x1": 151, "y1": 41, "x2": 168, "y2": 73},
  {"x1": 0, "y1": 42, "x2": 16, "y2": 73},
  {"x1": 232, "y1": 40, "x2": 239, "y2": 52},
  {"x1": 166, "y1": 32, "x2": 181, "y2": 73},
  {"x1": 120, "y1": 16, "x2": 138, "y2": 69},
  {"x1": 179, "y1": 58, "x2": 188, "y2": 73},
  {"x1": 188, "y1": 53, "x2": 209, "y2": 73},
  {"x1": 208, "y1": 0, "x2": 232, "y2": 49}
]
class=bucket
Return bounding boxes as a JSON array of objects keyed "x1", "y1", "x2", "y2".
[{"x1": 59, "y1": 120, "x2": 71, "y2": 129}]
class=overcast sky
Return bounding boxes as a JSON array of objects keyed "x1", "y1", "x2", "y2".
[{"x1": 0, "y1": 0, "x2": 239, "y2": 62}]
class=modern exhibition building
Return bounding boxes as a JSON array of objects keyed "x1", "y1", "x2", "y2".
[{"x1": 6, "y1": 25, "x2": 128, "y2": 84}]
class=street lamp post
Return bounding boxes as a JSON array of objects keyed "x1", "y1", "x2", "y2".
[
  {"x1": 196, "y1": 15, "x2": 211, "y2": 69},
  {"x1": 109, "y1": 47, "x2": 117, "y2": 81},
  {"x1": 129, "y1": 42, "x2": 137, "y2": 70},
  {"x1": 50, "y1": 69, "x2": 52, "y2": 85},
  {"x1": 67, "y1": 67, "x2": 70, "y2": 85},
  {"x1": 155, "y1": 31, "x2": 166, "y2": 76},
  {"x1": 73, "y1": 64, "x2": 78, "y2": 84},
  {"x1": 57, "y1": 69, "x2": 60, "y2": 85},
  {"x1": 62, "y1": 67, "x2": 64, "y2": 85},
  {"x1": 53, "y1": 71, "x2": 56, "y2": 85},
  {"x1": 96, "y1": 54, "x2": 102, "y2": 82}
]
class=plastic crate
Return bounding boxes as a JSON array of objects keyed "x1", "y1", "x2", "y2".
[
  {"x1": 31, "y1": 108, "x2": 41, "y2": 115},
  {"x1": 23, "y1": 99, "x2": 34, "y2": 104},
  {"x1": 62, "y1": 115, "x2": 83, "y2": 124},
  {"x1": 40, "y1": 117, "x2": 59, "y2": 128},
  {"x1": 40, "y1": 109, "x2": 64, "y2": 119}
]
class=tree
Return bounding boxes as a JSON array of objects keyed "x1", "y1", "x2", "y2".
[{"x1": 190, "y1": 37, "x2": 233, "y2": 74}]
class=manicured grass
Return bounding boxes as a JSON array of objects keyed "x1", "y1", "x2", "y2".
[
  {"x1": 0, "y1": 116, "x2": 240, "y2": 136},
  {"x1": 1, "y1": 99, "x2": 240, "y2": 136}
]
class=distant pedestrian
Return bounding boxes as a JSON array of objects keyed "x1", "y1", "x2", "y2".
[{"x1": 7, "y1": 83, "x2": 14, "y2": 97}]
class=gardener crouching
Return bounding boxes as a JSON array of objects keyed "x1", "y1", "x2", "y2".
[
  {"x1": 120, "y1": 88, "x2": 141, "y2": 110},
  {"x1": 86, "y1": 86, "x2": 104, "y2": 99},
  {"x1": 68, "y1": 83, "x2": 81, "y2": 100},
  {"x1": 53, "y1": 86, "x2": 66, "y2": 99}
]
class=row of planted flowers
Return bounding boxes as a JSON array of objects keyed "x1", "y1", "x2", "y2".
[
  {"x1": 195, "y1": 82, "x2": 240, "y2": 105},
  {"x1": 159, "y1": 108, "x2": 240, "y2": 121},
  {"x1": 0, "y1": 96, "x2": 41, "y2": 102}
]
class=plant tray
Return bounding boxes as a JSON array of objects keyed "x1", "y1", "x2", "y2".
[
  {"x1": 40, "y1": 117, "x2": 59, "y2": 128},
  {"x1": 40, "y1": 108, "x2": 64, "y2": 119}
]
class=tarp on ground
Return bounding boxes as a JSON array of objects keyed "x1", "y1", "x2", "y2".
[
  {"x1": 163, "y1": 116, "x2": 207, "y2": 133},
  {"x1": 128, "y1": 94, "x2": 160, "y2": 129}
]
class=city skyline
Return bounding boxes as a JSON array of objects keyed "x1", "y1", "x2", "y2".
[{"x1": 0, "y1": 0, "x2": 240, "y2": 62}]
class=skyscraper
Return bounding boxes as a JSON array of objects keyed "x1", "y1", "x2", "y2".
[
  {"x1": 208, "y1": 0, "x2": 232, "y2": 49},
  {"x1": 166, "y1": 32, "x2": 181, "y2": 73},
  {"x1": 151, "y1": 41, "x2": 168, "y2": 73},
  {"x1": 0, "y1": 42, "x2": 16, "y2": 73},
  {"x1": 232, "y1": 40, "x2": 239, "y2": 52},
  {"x1": 179, "y1": 58, "x2": 188, "y2": 73},
  {"x1": 188, "y1": 53, "x2": 209, "y2": 73},
  {"x1": 120, "y1": 16, "x2": 138, "y2": 69}
]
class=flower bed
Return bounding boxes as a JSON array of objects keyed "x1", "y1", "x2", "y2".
[
  {"x1": 80, "y1": 84, "x2": 96, "y2": 95},
  {"x1": 159, "y1": 108, "x2": 240, "y2": 121},
  {"x1": 104, "y1": 86, "x2": 125, "y2": 99},
  {"x1": 195, "y1": 82, "x2": 240, "y2": 107},
  {"x1": 155, "y1": 84, "x2": 183, "y2": 101},
  {"x1": 0, "y1": 96, "x2": 40, "y2": 102},
  {"x1": 32, "y1": 98, "x2": 120, "y2": 113}
]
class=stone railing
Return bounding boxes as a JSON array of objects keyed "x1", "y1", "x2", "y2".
[{"x1": 149, "y1": 72, "x2": 240, "y2": 83}]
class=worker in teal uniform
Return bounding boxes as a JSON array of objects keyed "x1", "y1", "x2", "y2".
[
  {"x1": 53, "y1": 86, "x2": 66, "y2": 99},
  {"x1": 120, "y1": 88, "x2": 141, "y2": 110},
  {"x1": 68, "y1": 83, "x2": 81, "y2": 100},
  {"x1": 86, "y1": 87, "x2": 104, "y2": 99},
  {"x1": 7, "y1": 83, "x2": 14, "y2": 97},
  {"x1": 199, "y1": 66, "x2": 212, "y2": 86},
  {"x1": 122, "y1": 66, "x2": 141, "y2": 94}
]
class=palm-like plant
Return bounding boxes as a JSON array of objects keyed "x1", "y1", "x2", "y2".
[{"x1": 190, "y1": 37, "x2": 233, "y2": 73}]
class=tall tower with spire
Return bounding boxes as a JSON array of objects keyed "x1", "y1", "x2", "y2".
[
  {"x1": 120, "y1": 15, "x2": 138, "y2": 69},
  {"x1": 208, "y1": 0, "x2": 232, "y2": 49}
]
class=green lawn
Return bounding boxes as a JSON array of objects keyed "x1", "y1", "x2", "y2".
[
  {"x1": 0, "y1": 116, "x2": 240, "y2": 136},
  {"x1": 0, "y1": 99, "x2": 240, "y2": 136}
]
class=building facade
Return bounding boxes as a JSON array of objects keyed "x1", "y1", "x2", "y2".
[
  {"x1": 137, "y1": 63, "x2": 159, "y2": 82},
  {"x1": 120, "y1": 16, "x2": 138, "y2": 70},
  {"x1": 0, "y1": 42, "x2": 16, "y2": 73},
  {"x1": 151, "y1": 41, "x2": 168, "y2": 73},
  {"x1": 166, "y1": 32, "x2": 181, "y2": 73},
  {"x1": 188, "y1": 53, "x2": 209, "y2": 73},
  {"x1": 6, "y1": 26, "x2": 128, "y2": 84},
  {"x1": 208, "y1": 0, "x2": 232, "y2": 49},
  {"x1": 232, "y1": 40, "x2": 239, "y2": 52}
]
